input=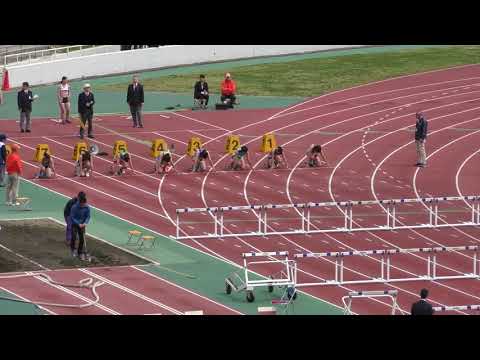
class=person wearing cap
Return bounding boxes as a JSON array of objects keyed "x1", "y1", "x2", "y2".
[
  {"x1": 126, "y1": 75, "x2": 145, "y2": 128},
  {"x1": 0, "y1": 134, "x2": 7, "y2": 186},
  {"x1": 220, "y1": 73, "x2": 237, "y2": 107},
  {"x1": 17, "y1": 82, "x2": 37, "y2": 133},
  {"x1": 63, "y1": 191, "x2": 85, "y2": 246},
  {"x1": 5, "y1": 144, "x2": 22, "y2": 206},
  {"x1": 78, "y1": 83, "x2": 95, "y2": 139},
  {"x1": 415, "y1": 112, "x2": 428, "y2": 168}
]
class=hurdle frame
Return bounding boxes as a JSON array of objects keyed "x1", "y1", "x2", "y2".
[
  {"x1": 294, "y1": 245, "x2": 479, "y2": 287},
  {"x1": 433, "y1": 304, "x2": 480, "y2": 313},
  {"x1": 174, "y1": 195, "x2": 480, "y2": 240},
  {"x1": 342, "y1": 290, "x2": 402, "y2": 315}
]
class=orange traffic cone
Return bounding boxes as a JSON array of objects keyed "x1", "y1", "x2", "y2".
[{"x1": 2, "y1": 68, "x2": 10, "y2": 91}]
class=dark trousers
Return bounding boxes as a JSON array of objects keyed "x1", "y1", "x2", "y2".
[
  {"x1": 221, "y1": 94, "x2": 236, "y2": 105},
  {"x1": 195, "y1": 94, "x2": 209, "y2": 106},
  {"x1": 20, "y1": 110, "x2": 32, "y2": 131},
  {"x1": 71, "y1": 224, "x2": 85, "y2": 254},
  {"x1": 129, "y1": 104, "x2": 143, "y2": 127},
  {"x1": 79, "y1": 112, "x2": 93, "y2": 138},
  {"x1": 65, "y1": 215, "x2": 73, "y2": 244}
]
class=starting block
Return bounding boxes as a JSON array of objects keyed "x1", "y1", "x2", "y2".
[
  {"x1": 260, "y1": 133, "x2": 277, "y2": 153},
  {"x1": 72, "y1": 142, "x2": 88, "y2": 161},
  {"x1": 186, "y1": 137, "x2": 202, "y2": 157},
  {"x1": 33, "y1": 144, "x2": 51, "y2": 162},
  {"x1": 113, "y1": 140, "x2": 128, "y2": 157},
  {"x1": 225, "y1": 135, "x2": 240, "y2": 155},
  {"x1": 150, "y1": 138, "x2": 168, "y2": 158}
]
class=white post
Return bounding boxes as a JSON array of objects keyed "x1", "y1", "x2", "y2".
[
  {"x1": 434, "y1": 203, "x2": 439, "y2": 227},
  {"x1": 220, "y1": 209, "x2": 224, "y2": 237},
  {"x1": 340, "y1": 257, "x2": 344, "y2": 283},
  {"x1": 335, "y1": 258, "x2": 339, "y2": 283},
  {"x1": 344, "y1": 205, "x2": 348, "y2": 230},
  {"x1": 473, "y1": 251, "x2": 477, "y2": 276},
  {"x1": 386, "y1": 255, "x2": 391, "y2": 281},
  {"x1": 386, "y1": 205, "x2": 390, "y2": 228},
  {"x1": 176, "y1": 212, "x2": 180, "y2": 239},
  {"x1": 432, "y1": 255, "x2": 437, "y2": 279},
  {"x1": 213, "y1": 210, "x2": 218, "y2": 236},
  {"x1": 263, "y1": 207, "x2": 268, "y2": 235},
  {"x1": 381, "y1": 256, "x2": 385, "y2": 280},
  {"x1": 306, "y1": 206, "x2": 311, "y2": 233},
  {"x1": 427, "y1": 255, "x2": 431, "y2": 278},
  {"x1": 476, "y1": 201, "x2": 480, "y2": 224},
  {"x1": 301, "y1": 207, "x2": 305, "y2": 233},
  {"x1": 392, "y1": 204, "x2": 396, "y2": 229},
  {"x1": 349, "y1": 204, "x2": 353, "y2": 231}
]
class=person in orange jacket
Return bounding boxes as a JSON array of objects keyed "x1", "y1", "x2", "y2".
[
  {"x1": 5, "y1": 144, "x2": 22, "y2": 206},
  {"x1": 220, "y1": 73, "x2": 237, "y2": 106}
]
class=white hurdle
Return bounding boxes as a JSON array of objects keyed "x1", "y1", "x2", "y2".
[
  {"x1": 342, "y1": 290, "x2": 402, "y2": 315},
  {"x1": 174, "y1": 195, "x2": 480, "y2": 239},
  {"x1": 294, "y1": 245, "x2": 479, "y2": 286},
  {"x1": 433, "y1": 305, "x2": 480, "y2": 313}
]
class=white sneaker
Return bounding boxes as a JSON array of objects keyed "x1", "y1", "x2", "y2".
[
  {"x1": 12, "y1": 202, "x2": 20, "y2": 206},
  {"x1": 72, "y1": 250, "x2": 78, "y2": 257},
  {"x1": 5, "y1": 202, "x2": 12, "y2": 206},
  {"x1": 80, "y1": 253, "x2": 86, "y2": 261}
]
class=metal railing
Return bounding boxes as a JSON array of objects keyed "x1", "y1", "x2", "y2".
[{"x1": 3, "y1": 45, "x2": 98, "y2": 66}]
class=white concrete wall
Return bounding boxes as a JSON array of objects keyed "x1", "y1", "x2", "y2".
[{"x1": 6, "y1": 45, "x2": 367, "y2": 88}]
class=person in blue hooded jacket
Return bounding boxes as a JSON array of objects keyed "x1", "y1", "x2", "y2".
[{"x1": 70, "y1": 192, "x2": 91, "y2": 260}]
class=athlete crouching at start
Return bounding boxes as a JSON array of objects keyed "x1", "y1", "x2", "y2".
[
  {"x1": 306, "y1": 144, "x2": 328, "y2": 167},
  {"x1": 155, "y1": 150, "x2": 175, "y2": 174},
  {"x1": 229, "y1": 145, "x2": 253, "y2": 170},
  {"x1": 192, "y1": 147, "x2": 215, "y2": 172},
  {"x1": 111, "y1": 149, "x2": 134, "y2": 175},
  {"x1": 75, "y1": 149, "x2": 93, "y2": 177},
  {"x1": 266, "y1": 146, "x2": 288, "y2": 169}
]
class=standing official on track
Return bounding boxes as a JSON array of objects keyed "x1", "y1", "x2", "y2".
[
  {"x1": 78, "y1": 84, "x2": 95, "y2": 139},
  {"x1": 127, "y1": 75, "x2": 144, "y2": 128},
  {"x1": 415, "y1": 112, "x2": 428, "y2": 168},
  {"x1": 411, "y1": 288, "x2": 434, "y2": 315}
]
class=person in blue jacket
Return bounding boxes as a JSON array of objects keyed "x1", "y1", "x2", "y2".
[{"x1": 70, "y1": 192, "x2": 91, "y2": 260}]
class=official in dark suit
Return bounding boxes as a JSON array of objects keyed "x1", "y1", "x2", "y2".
[
  {"x1": 194, "y1": 75, "x2": 209, "y2": 109},
  {"x1": 127, "y1": 75, "x2": 145, "y2": 128},
  {"x1": 415, "y1": 112, "x2": 428, "y2": 167},
  {"x1": 17, "y1": 82, "x2": 37, "y2": 133},
  {"x1": 411, "y1": 288, "x2": 434, "y2": 315},
  {"x1": 78, "y1": 84, "x2": 95, "y2": 139}
]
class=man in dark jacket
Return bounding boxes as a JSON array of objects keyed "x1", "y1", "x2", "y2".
[
  {"x1": 126, "y1": 75, "x2": 145, "y2": 128},
  {"x1": 194, "y1": 74, "x2": 209, "y2": 109},
  {"x1": 411, "y1": 288, "x2": 434, "y2": 315},
  {"x1": 63, "y1": 192, "x2": 85, "y2": 246},
  {"x1": 415, "y1": 112, "x2": 428, "y2": 167},
  {"x1": 78, "y1": 83, "x2": 95, "y2": 139},
  {"x1": 17, "y1": 82, "x2": 37, "y2": 133},
  {"x1": 70, "y1": 192, "x2": 91, "y2": 260}
]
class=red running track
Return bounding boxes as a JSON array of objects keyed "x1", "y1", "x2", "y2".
[
  {"x1": 0, "y1": 266, "x2": 241, "y2": 315},
  {"x1": 5, "y1": 64, "x2": 480, "y2": 314}
]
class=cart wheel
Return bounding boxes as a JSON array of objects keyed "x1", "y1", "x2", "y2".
[
  {"x1": 246, "y1": 290, "x2": 255, "y2": 303},
  {"x1": 226, "y1": 282, "x2": 232, "y2": 295},
  {"x1": 268, "y1": 285, "x2": 274, "y2": 293}
]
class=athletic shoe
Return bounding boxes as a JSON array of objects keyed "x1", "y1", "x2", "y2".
[
  {"x1": 139, "y1": 125, "x2": 144, "y2": 128},
  {"x1": 88, "y1": 135, "x2": 94, "y2": 139},
  {"x1": 12, "y1": 202, "x2": 20, "y2": 206},
  {"x1": 21, "y1": 129, "x2": 25, "y2": 133},
  {"x1": 79, "y1": 253, "x2": 86, "y2": 261},
  {"x1": 26, "y1": 130, "x2": 31, "y2": 133},
  {"x1": 72, "y1": 250, "x2": 78, "y2": 257},
  {"x1": 66, "y1": 120, "x2": 72, "y2": 124},
  {"x1": 5, "y1": 202, "x2": 11, "y2": 206}
]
